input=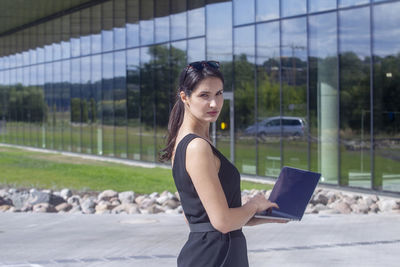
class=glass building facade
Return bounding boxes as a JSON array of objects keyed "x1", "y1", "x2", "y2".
[{"x1": 0, "y1": 0, "x2": 399, "y2": 193}]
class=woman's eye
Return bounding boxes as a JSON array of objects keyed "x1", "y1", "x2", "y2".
[
  {"x1": 217, "y1": 91, "x2": 223, "y2": 95},
  {"x1": 200, "y1": 94, "x2": 208, "y2": 98}
]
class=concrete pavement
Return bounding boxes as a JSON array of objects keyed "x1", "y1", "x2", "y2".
[{"x1": 0, "y1": 212, "x2": 399, "y2": 267}]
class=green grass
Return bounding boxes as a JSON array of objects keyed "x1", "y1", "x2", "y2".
[{"x1": 0, "y1": 146, "x2": 272, "y2": 194}]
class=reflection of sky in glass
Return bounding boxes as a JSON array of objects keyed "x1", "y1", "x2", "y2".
[
  {"x1": 102, "y1": 53, "x2": 113, "y2": 79},
  {"x1": 10, "y1": 69, "x2": 15, "y2": 85},
  {"x1": 114, "y1": 27, "x2": 126, "y2": 50},
  {"x1": 234, "y1": 26, "x2": 255, "y2": 62},
  {"x1": 91, "y1": 34, "x2": 101, "y2": 54},
  {"x1": 127, "y1": 23, "x2": 139, "y2": 47},
  {"x1": 171, "y1": 40, "x2": 186, "y2": 53},
  {"x1": 188, "y1": 38, "x2": 205, "y2": 62},
  {"x1": 339, "y1": 0, "x2": 369, "y2": 8},
  {"x1": 53, "y1": 43, "x2": 61, "y2": 60},
  {"x1": 16, "y1": 54, "x2": 23, "y2": 67},
  {"x1": 91, "y1": 55, "x2": 101, "y2": 83},
  {"x1": 140, "y1": 20, "x2": 154, "y2": 45},
  {"x1": 45, "y1": 45, "x2": 53, "y2": 62},
  {"x1": 37, "y1": 64, "x2": 44, "y2": 85},
  {"x1": 234, "y1": 0, "x2": 254, "y2": 25},
  {"x1": 155, "y1": 16, "x2": 170, "y2": 43},
  {"x1": 127, "y1": 48, "x2": 140, "y2": 71},
  {"x1": 114, "y1": 51, "x2": 126, "y2": 77},
  {"x1": 171, "y1": 12, "x2": 187, "y2": 41},
  {"x1": 309, "y1": 0, "x2": 336, "y2": 13},
  {"x1": 373, "y1": 2, "x2": 400, "y2": 57},
  {"x1": 15, "y1": 68, "x2": 21, "y2": 85},
  {"x1": 23, "y1": 51, "x2": 30, "y2": 65},
  {"x1": 339, "y1": 7, "x2": 370, "y2": 59},
  {"x1": 188, "y1": 8, "x2": 205, "y2": 37},
  {"x1": 23, "y1": 67, "x2": 29, "y2": 86},
  {"x1": 102, "y1": 30, "x2": 113, "y2": 52},
  {"x1": 37, "y1": 48, "x2": 44, "y2": 63},
  {"x1": 140, "y1": 47, "x2": 151, "y2": 64},
  {"x1": 256, "y1": 0, "x2": 279, "y2": 21},
  {"x1": 29, "y1": 65, "x2": 37, "y2": 85},
  {"x1": 61, "y1": 41, "x2": 70, "y2": 59},
  {"x1": 71, "y1": 59, "x2": 80, "y2": 83},
  {"x1": 282, "y1": 0, "x2": 306, "y2": 17},
  {"x1": 206, "y1": 2, "x2": 232, "y2": 61},
  {"x1": 309, "y1": 12, "x2": 337, "y2": 58},
  {"x1": 29, "y1": 49, "x2": 36, "y2": 64},
  {"x1": 71, "y1": 38, "x2": 80, "y2": 57},
  {"x1": 281, "y1": 18, "x2": 307, "y2": 60},
  {"x1": 256, "y1": 21, "x2": 279, "y2": 65},
  {"x1": 81, "y1": 56, "x2": 91, "y2": 84},
  {"x1": 62, "y1": 60, "x2": 70, "y2": 83},
  {"x1": 53, "y1": 61, "x2": 61, "y2": 83},
  {"x1": 0, "y1": 58, "x2": 4, "y2": 70},
  {"x1": 45, "y1": 63, "x2": 53, "y2": 83},
  {"x1": 80, "y1": 36, "x2": 91, "y2": 55}
]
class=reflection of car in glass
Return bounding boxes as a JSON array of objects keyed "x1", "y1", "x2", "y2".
[{"x1": 245, "y1": 116, "x2": 306, "y2": 137}]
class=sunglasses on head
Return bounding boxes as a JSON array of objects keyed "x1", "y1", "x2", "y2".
[{"x1": 183, "y1": 60, "x2": 220, "y2": 81}]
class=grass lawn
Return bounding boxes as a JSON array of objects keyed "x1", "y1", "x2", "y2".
[{"x1": 0, "y1": 146, "x2": 272, "y2": 194}]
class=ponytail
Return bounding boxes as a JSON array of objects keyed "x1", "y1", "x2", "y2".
[{"x1": 159, "y1": 98, "x2": 184, "y2": 162}]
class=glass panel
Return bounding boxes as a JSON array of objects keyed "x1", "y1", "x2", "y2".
[
  {"x1": 127, "y1": 48, "x2": 141, "y2": 159},
  {"x1": 373, "y1": 2, "x2": 400, "y2": 192},
  {"x1": 155, "y1": 0, "x2": 170, "y2": 43},
  {"x1": 81, "y1": 9, "x2": 91, "y2": 56},
  {"x1": 62, "y1": 59, "x2": 71, "y2": 151},
  {"x1": 339, "y1": 0, "x2": 369, "y2": 8},
  {"x1": 45, "y1": 62, "x2": 54, "y2": 149},
  {"x1": 234, "y1": 25, "x2": 256, "y2": 174},
  {"x1": 171, "y1": 0, "x2": 187, "y2": 41},
  {"x1": 188, "y1": 37, "x2": 205, "y2": 63},
  {"x1": 30, "y1": 65, "x2": 40, "y2": 147},
  {"x1": 339, "y1": 7, "x2": 371, "y2": 188},
  {"x1": 282, "y1": 0, "x2": 307, "y2": 17},
  {"x1": 53, "y1": 18, "x2": 62, "y2": 60},
  {"x1": 256, "y1": 0, "x2": 279, "y2": 21},
  {"x1": 22, "y1": 66, "x2": 29, "y2": 146},
  {"x1": 309, "y1": 0, "x2": 337, "y2": 12},
  {"x1": 309, "y1": 12, "x2": 339, "y2": 184},
  {"x1": 9, "y1": 68, "x2": 17, "y2": 144},
  {"x1": 92, "y1": 55, "x2": 102, "y2": 155},
  {"x1": 114, "y1": 0, "x2": 126, "y2": 50},
  {"x1": 102, "y1": 1, "x2": 113, "y2": 52},
  {"x1": 153, "y1": 44, "x2": 170, "y2": 157},
  {"x1": 256, "y1": 21, "x2": 281, "y2": 177},
  {"x1": 140, "y1": 46, "x2": 155, "y2": 161},
  {"x1": 37, "y1": 64, "x2": 45, "y2": 148},
  {"x1": 91, "y1": 5, "x2": 102, "y2": 54},
  {"x1": 81, "y1": 56, "x2": 92, "y2": 154},
  {"x1": 71, "y1": 58, "x2": 81, "y2": 152},
  {"x1": 102, "y1": 52, "x2": 114, "y2": 156},
  {"x1": 206, "y1": 1, "x2": 233, "y2": 92},
  {"x1": 61, "y1": 15, "x2": 71, "y2": 59},
  {"x1": 234, "y1": 0, "x2": 255, "y2": 25},
  {"x1": 114, "y1": 51, "x2": 127, "y2": 158},
  {"x1": 71, "y1": 12, "x2": 80, "y2": 57},
  {"x1": 281, "y1": 18, "x2": 308, "y2": 170},
  {"x1": 140, "y1": 0, "x2": 154, "y2": 45},
  {"x1": 0, "y1": 70, "x2": 5, "y2": 143},
  {"x1": 53, "y1": 61, "x2": 62, "y2": 150},
  {"x1": 188, "y1": 1, "x2": 205, "y2": 37},
  {"x1": 127, "y1": 0, "x2": 140, "y2": 48}
]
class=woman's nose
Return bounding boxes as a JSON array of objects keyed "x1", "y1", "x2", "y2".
[{"x1": 210, "y1": 99, "x2": 217, "y2": 108}]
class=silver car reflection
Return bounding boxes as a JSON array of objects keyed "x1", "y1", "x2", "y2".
[{"x1": 245, "y1": 116, "x2": 306, "y2": 138}]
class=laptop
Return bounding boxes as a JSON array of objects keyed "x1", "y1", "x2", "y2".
[{"x1": 255, "y1": 166, "x2": 321, "y2": 221}]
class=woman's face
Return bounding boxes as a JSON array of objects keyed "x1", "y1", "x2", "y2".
[{"x1": 183, "y1": 77, "x2": 224, "y2": 123}]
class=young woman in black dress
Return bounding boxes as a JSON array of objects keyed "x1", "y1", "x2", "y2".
[{"x1": 160, "y1": 61, "x2": 285, "y2": 267}]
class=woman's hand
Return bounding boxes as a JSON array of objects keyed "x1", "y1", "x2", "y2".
[{"x1": 247, "y1": 193, "x2": 279, "y2": 213}]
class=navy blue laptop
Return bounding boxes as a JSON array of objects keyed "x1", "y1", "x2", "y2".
[{"x1": 255, "y1": 166, "x2": 321, "y2": 221}]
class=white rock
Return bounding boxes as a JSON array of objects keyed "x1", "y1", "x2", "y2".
[
  {"x1": 98, "y1": 190, "x2": 118, "y2": 202},
  {"x1": 118, "y1": 191, "x2": 135, "y2": 204},
  {"x1": 60, "y1": 189, "x2": 72, "y2": 200}
]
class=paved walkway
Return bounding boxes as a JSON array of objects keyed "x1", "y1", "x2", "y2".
[{"x1": 1, "y1": 212, "x2": 399, "y2": 267}]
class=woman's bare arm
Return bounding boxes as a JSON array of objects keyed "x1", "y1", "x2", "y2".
[{"x1": 186, "y1": 138, "x2": 278, "y2": 234}]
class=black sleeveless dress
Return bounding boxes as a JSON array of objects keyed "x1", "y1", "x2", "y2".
[{"x1": 172, "y1": 133, "x2": 249, "y2": 267}]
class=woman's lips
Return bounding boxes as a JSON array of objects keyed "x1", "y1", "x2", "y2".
[{"x1": 207, "y1": 111, "x2": 219, "y2": 116}]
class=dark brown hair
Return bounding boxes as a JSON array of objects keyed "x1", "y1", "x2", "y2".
[{"x1": 159, "y1": 63, "x2": 224, "y2": 162}]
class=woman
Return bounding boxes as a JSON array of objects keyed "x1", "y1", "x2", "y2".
[{"x1": 160, "y1": 61, "x2": 284, "y2": 267}]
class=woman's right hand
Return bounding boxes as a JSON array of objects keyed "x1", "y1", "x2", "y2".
[{"x1": 248, "y1": 193, "x2": 279, "y2": 213}]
